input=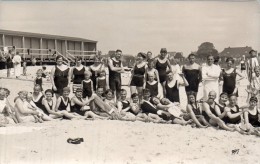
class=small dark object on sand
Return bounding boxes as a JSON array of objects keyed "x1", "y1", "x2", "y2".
[
  {"x1": 232, "y1": 149, "x2": 239, "y2": 155},
  {"x1": 67, "y1": 138, "x2": 84, "y2": 144}
]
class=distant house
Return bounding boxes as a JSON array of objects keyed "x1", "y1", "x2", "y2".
[{"x1": 219, "y1": 46, "x2": 253, "y2": 60}]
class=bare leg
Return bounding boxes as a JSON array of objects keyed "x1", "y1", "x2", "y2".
[
  {"x1": 197, "y1": 116, "x2": 211, "y2": 126},
  {"x1": 211, "y1": 118, "x2": 234, "y2": 131},
  {"x1": 172, "y1": 118, "x2": 192, "y2": 125},
  {"x1": 136, "y1": 87, "x2": 143, "y2": 102},
  {"x1": 85, "y1": 111, "x2": 108, "y2": 120}
]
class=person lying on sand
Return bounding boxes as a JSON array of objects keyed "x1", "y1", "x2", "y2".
[
  {"x1": 0, "y1": 89, "x2": 16, "y2": 125},
  {"x1": 71, "y1": 88, "x2": 108, "y2": 120},
  {"x1": 140, "y1": 89, "x2": 172, "y2": 123},
  {"x1": 151, "y1": 96, "x2": 191, "y2": 125}
]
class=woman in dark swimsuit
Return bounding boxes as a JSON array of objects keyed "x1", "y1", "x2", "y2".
[
  {"x1": 225, "y1": 95, "x2": 243, "y2": 125},
  {"x1": 154, "y1": 48, "x2": 172, "y2": 83},
  {"x1": 182, "y1": 53, "x2": 202, "y2": 98},
  {"x1": 186, "y1": 92, "x2": 209, "y2": 128},
  {"x1": 88, "y1": 57, "x2": 104, "y2": 91},
  {"x1": 163, "y1": 72, "x2": 188, "y2": 103},
  {"x1": 32, "y1": 85, "x2": 45, "y2": 112},
  {"x1": 70, "y1": 57, "x2": 86, "y2": 93},
  {"x1": 129, "y1": 52, "x2": 147, "y2": 99},
  {"x1": 243, "y1": 97, "x2": 260, "y2": 127},
  {"x1": 54, "y1": 87, "x2": 84, "y2": 119},
  {"x1": 50, "y1": 55, "x2": 71, "y2": 97},
  {"x1": 42, "y1": 89, "x2": 64, "y2": 118},
  {"x1": 221, "y1": 57, "x2": 244, "y2": 96}
]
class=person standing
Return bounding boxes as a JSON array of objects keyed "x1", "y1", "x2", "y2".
[
  {"x1": 247, "y1": 49, "x2": 259, "y2": 83},
  {"x1": 108, "y1": 49, "x2": 124, "y2": 99},
  {"x1": 88, "y1": 57, "x2": 105, "y2": 91},
  {"x1": 154, "y1": 48, "x2": 172, "y2": 83},
  {"x1": 201, "y1": 55, "x2": 221, "y2": 100},
  {"x1": 220, "y1": 57, "x2": 244, "y2": 97},
  {"x1": 50, "y1": 55, "x2": 71, "y2": 97},
  {"x1": 182, "y1": 53, "x2": 202, "y2": 98},
  {"x1": 12, "y1": 52, "x2": 22, "y2": 78},
  {"x1": 129, "y1": 52, "x2": 147, "y2": 98},
  {"x1": 70, "y1": 57, "x2": 86, "y2": 93},
  {"x1": 146, "y1": 51, "x2": 153, "y2": 61}
]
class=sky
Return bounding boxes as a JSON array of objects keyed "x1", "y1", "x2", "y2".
[{"x1": 0, "y1": 0, "x2": 259, "y2": 56}]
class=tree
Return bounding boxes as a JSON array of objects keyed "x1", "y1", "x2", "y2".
[{"x1": 196, "y1": 42, "x2": 219, "y2": 59}]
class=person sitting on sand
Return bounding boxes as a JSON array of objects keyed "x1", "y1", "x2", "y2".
[
  {"x1": 163, "y1": 71, "x2": 189, "y2": 103},
  {"x1": 186, "y1": 92, "x2": 208, "y2": 128},
  {"x1": 239, "y1": 97, "x2": 260, "y2": 136},
  {"x1": 140, "y1": 89, "x2": 172, "y2": 123},
  {"x1": 32, "y1": 84, "x2": 45, "y2": 111},
  {"x1": 104, "y1": 89, "x2": 136, "y2": 121},
  {"x1": 144, "y1": 73, "x2": 163, "y2": 99},
  {"x1": 224, "y1": 95, "x2": 244, "y2": 126},
  {"x1": 216, "y1": 92, "x2": 229, "y2": 122},
  {"x1": 15, "y1": 91, "x2": 42, "y2": 123},
  {"x1": 150, "y1": 96, "x2": 191, "y2": 125},
  {"x1": 128, "y1": 93, "x2": 148, "y2": 122},
  {"x1": 71, "y1": 88, "x2": 108, "y2": 120},
  {"x1": 1, "y1": 87, "x2": 20, "y2": 123},
  {"x1": 55, "y1": 87, "x2": 85, "y2": 120},
  {"x1": 90, "y1": 87, "x2": 110, "y2": 117},
  {"x1": 200, "y1": 91, "x2": 235, "y2": 131},
  {"x1": 26, "y1": 93, "x2": 53, "y2": 122},
  {"x1": 117, "y1": 90, "x2": 148, "y2": 122},
  {"x1": 0, "y1": 89, "x2": 16, "y2": 126}
]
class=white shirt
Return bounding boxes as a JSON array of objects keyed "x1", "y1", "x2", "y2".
[
  {"x1": 202, "y1": 64, "x2": 221, "y2": 81},
  {"x1": 12, "y1": 55, "x2": 21, "y2": 64}
]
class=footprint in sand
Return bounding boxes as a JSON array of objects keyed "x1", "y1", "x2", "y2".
[{"x1": 155, "y1": 153, "x2": 161, "y2": 156}]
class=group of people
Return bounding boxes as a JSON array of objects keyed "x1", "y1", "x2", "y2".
[
  {"x1": 0, "y1": 46, "x2": 28, "y2": 78},
  {"x1": 1, "y1": 48, "x2": 260, "y2": 137}
]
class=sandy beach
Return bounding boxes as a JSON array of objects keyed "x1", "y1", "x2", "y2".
[{"x1": 0, "y1": 66, "x2": 259, "y2": 164}]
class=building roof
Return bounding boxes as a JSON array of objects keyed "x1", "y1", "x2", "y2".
[
  {"x1": 220, "y1": 46, "x2": 253, "y2": 58},
  {"x1": 0, "y1": 29, "x2": 97, "y2": 43}
]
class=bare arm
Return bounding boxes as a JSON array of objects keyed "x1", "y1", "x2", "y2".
[
  {"x1": 108, "y1": 58, "x2": 123, "y2": 72},
  {"x1": 215, "y1": 105, "x2": 226, "y2": 119},
  {"x1": 226, "y1": 108, "x2": 242, "y2": 119},
  {"x1": 67, "y1": 67, "x2": 71, "y2": 87},
  {"x1": 154, "y1": 69, "x2": 160, "y2": 82},
  {"x1": 166, "y1": 59, "x2": 172, "y2": 72},
  {"x1": 50, "y1": 67, "x2": 56, "y2": 90}
]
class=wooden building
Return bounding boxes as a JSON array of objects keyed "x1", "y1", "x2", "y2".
[{"x1": 0, "y1": 29, "x2": 97, "y2": 64}]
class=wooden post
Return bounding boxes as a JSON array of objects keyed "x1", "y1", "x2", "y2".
[
  {"x1": 65, "y1": 40, "x2": 68, "y2": 57},
  {"x1": 22, "y1": 36, "x2": 25, "y2": 60},
  {"x1": 2, "y1": 35, "x2": 5, "y2": 47},
  {"x1": 40, "y1": 38, "x2": 43, "y2": 65}
]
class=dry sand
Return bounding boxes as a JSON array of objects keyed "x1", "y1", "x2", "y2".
[{"x1": 0, "y1": 66, "x2": 259, "y2": 164}]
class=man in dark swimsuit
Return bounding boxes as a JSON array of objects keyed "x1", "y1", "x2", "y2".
[{"x1": 108, "y1": 49, "x2": 124, "y2": 99}]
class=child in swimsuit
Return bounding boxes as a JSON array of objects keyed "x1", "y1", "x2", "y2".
[
  {"x1": 82, "y1": 71, "x2": 94, "y2": 99},
  {"x1": 34, "y1": 69, "x2": 44, "y2": 91},
  {"x1": 96, "y1": 69, "x2": 109, "y2": 91}
]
